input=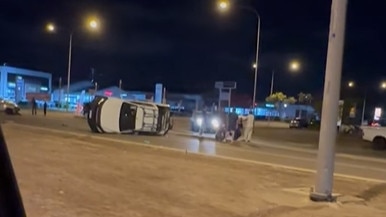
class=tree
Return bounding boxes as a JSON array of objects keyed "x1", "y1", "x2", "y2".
[
  {"x1": 265, "y1": 92, "x2": 297, "y2": 120},
  {"x1": 265, "y1": 92, "x2": 287, "y2": 103},
  {"x1": 266, "y1": 92, "x2": 297, "y2": 104},
  {"x1": 297, "y1": 92, "x2": 313, "y2": 104},
  {"x1": 297, "y1": 92, "x2": 306, "y2": 104},
  {"x1": 284, "y1": 96, "x2": 297, "y2": 104}
]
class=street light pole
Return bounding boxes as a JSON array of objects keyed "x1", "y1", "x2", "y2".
[
  {"x1": 218, "y1": 3, "x2": 260, "y2": 111},
  {"x1": 252, "y1": 13, "x2": 261, "y2": 111},
  {"x1": 361, "y1": 90, "x2": 367, "y2": 125},
  {"x1": 310, "y1": 0, "x2": 348, "y2": 202},
  {"x1": 270, "y1": 70, "x2": 275, "y2": 95},
  {"x1": 66, "y1": 33, "x2": 73, "y2": 112},
  {"x1": 59, "y1": 76, "x2": 62, "y2": 106}
]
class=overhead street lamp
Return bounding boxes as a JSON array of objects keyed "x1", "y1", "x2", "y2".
[
  {"x1": 217, "y1": 0, "x2": 261, "y2": 111},
  {"x1": 253, "y1": 60, "x2": 301, "y2": 95},
  {"x1": 381, "y1": 81, "x2": 386, "y2": 89},
  {"x1": 347, "y1": 80, "x2": 386, "y2": 125},
  {"x1": 46, "y1": 18, "x2": 100, "y2": 111},
  {"x1": 348, "y1": 81, "x2": 354, "y2": 87}
]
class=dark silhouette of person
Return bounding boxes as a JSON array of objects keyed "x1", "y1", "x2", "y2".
[
  {"x1": 43, "y1": 101, "x2": 47, "y2": 116},
  {"x1": 31, "y1": 97, "x2": 37, "y2": 115}
]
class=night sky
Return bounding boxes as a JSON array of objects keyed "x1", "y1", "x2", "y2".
[{"x1": 1, "y1": 0, "x2": 385, "y2": 101}]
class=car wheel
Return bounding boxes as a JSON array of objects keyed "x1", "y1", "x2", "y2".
[
  {"x1": 5, "y1": 108, "x2": 14, "y2": 115},
  {"x1": 372, "y1": 137, "x2": 386, "y2": 150}
]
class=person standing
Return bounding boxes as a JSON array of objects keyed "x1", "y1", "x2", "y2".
[
  {"x1": 31, "y1": 97, "x2": 37, "y2": 115},
  {"x1": 241, "y1": 111, "x2": 255, "y2": 143},
  {"x1": 43, "y1": 101, "x2": 47, "y2": 116}
]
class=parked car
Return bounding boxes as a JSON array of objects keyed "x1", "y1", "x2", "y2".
[
  {"x1": 0, "y1": 99, "x2": 20, "y2": 115},
  {"x1": 361, "y1": 125, "x2": 386, "y2": 150},
  {"x1": 289, "y1": 117, "x2": 309, "y2": 128}
]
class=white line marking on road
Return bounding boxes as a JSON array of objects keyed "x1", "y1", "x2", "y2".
[
  {"x1": 5, "y1": 123, "x2": 386, "y2": 184},
  {"x1": 171, "y1": 130, "x2": 386, "y2": 164}
]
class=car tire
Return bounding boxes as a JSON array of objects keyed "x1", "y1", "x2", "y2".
[
  {"x1": 372, "y1": 137, "x2": 386, "y2": 151},
  {"x1": 5, "y1": 108, "x2": 14, "y2": 115}
]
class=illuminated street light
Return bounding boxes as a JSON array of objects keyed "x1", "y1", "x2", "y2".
[
  {"x1": 217, "y1": 2, "x2": 261, "y2": 111},
  {"x1": 348, "y1": 81, "x2": 355, "y2": 87},
  {"x1": 217, "y1": 1, "x2": 229, "y2": 11},
  {"x1": 381, "y1": 82, "x2": 386, "y2": 89},
  {"x1": 45, "y1": 16, "x2": 101, "y2": 111},
  {"x1": 90, "y1": 20, "x2": 98, "y2": 29},
  {"x1": 289, "y1": 61, "x2": 300, "y2": 71},
  {"x1": 269, "y1": 60, "x2": 302, "y2": 95},
  {"x1": 46, "y1": 23, "x2": 55, "y2": 32}
]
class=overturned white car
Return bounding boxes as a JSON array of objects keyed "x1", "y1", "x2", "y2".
[
  {"x1": 87, "y1": 96, "x2": 172, "y2": 136},
  {"x1": 0, "y1": 99, "x2": 20, "y2": 115}
]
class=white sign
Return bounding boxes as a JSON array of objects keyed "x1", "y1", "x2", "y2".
[
  {"x1": 154, "y1": 83, "x2": 163, "y2": 103},
  {"x1": 374, "y1": 107, "x2": 382, "y2": 121}
]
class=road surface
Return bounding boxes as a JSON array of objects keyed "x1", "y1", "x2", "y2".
[
  {"x1": 1, "y1": 111, "x2": 386, "y2": 182},
  {"x1": 174, "y1": 116, "x2": 368, "y2": 148},
  {"x1": 5, "y1": 123, "x2": 386, "y2": 217}
]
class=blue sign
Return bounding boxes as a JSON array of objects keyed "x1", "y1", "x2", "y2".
[{"x1": 154, "y1": 83, "x2": 163, "y2": 103}]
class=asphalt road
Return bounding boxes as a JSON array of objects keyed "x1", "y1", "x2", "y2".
[
  {"x1": 174, "y1": 116, "x2": 367, "y2": 147},
  {"x1": 1, "y1": 110, "x2": 386, "y2": 181}
]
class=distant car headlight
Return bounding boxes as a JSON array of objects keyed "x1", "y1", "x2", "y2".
[
  {"x1": 211, "y1": 118, "x2": 220, "y2": 129},
  {"x1": 196, "y1": 118, "x2": 203, "y2": 126}
]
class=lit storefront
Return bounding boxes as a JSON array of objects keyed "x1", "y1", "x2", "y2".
[{"x1": 0, "y1": 65, "x2": 51, "y2": 102}]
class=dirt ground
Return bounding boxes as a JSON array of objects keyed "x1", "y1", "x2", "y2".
[{"x1": 3, "y1": 123, "x2": 386, "y2": 217}]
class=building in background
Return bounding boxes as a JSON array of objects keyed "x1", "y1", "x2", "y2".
[
  {"x1": 51, "y1": 80, "x2": 95, "y2": 109},
  {"x1": 0, "y1": 65, "x2": 52, "y2": 102}
]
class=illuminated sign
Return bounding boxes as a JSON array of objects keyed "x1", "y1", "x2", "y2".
[
  {"x1": 374, "y1": 107, "x2": 382, "y2": 121},
  {"x1": 104, "y1": 90, "x2": 113, "y2": 97}
]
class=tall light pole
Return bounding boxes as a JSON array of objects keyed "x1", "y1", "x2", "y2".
[
  {"x1": 46, "y1": 18, "x2": 100, "y2": 111},
  {"x1": 218, "y1": 1, "x2": 261, "y2": 110},
  {"x1": 66, "y1": 33, "x2": 73, "y2": 111},
  {"x1": 58, "y1": 76, "x2": 62, "y2": 106},
  {"x1": 310, "y1": 0, "x2": 348, "y2": 202},
  {"x1": 347, "y1": 81, "x2": 366, "y2": 125},
  {"x1": 346, "y1": 81, "x2": 386, "y2": 125},
  {"x1": 254, "y1": 60, "x2": 300, "y2": 96},
  {"x1": 270, "y1": 70, "x2": 274, "y2": 95}
]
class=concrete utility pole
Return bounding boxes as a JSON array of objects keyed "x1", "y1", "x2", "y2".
[{"x1": 310, "y1": 0, "x2": 348, "y2": 202}]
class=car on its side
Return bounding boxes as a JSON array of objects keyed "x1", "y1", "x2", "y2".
[
  {"x1": 0, "y1": 99, "x2": 20, "y2": 115},
  {"x1": 87, "y1": 96, "x2": 172, "y2": 136}
]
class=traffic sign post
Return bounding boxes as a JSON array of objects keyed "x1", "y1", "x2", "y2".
[
  {"x1": 215, "y1": 81, "x2": 237, "y2": 111},
  {"x1": 215, "y1": 81, "x2": 237, "y2": 129}
]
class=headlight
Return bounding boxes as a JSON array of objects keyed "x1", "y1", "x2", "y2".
[
  {"x1": 196, "y1": 118, "x2": 203, "y2": 126},
  {"x1": 211, "y1": 118, "x2": 220, "y2": 128}
]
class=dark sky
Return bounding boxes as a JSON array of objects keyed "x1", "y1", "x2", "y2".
[{"x1": 0, "y1": 0, "x2": 385, "y2": 100}]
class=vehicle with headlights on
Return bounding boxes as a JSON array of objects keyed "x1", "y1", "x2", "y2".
[
  {"x1": 190, "y1": 110, "x2": 223, "y2": 133},
  {"x1": 289, "y1": 117, "x2": 309, "y2": 129}
]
